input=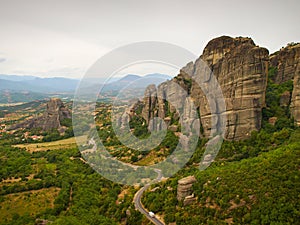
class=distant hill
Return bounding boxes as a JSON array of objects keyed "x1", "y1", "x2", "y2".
[
  {"x1": 0, "y1": 73, "x2": 172, "y2": 102},
  {"x1": 0, "y1": 90, "x2": 49, "y2": 104},
  {"x1": 75, "y1": 73, "x2": 172, "y2": 99},
  {"x1": 118, "y1": 74, "x2": 141, "y2": 82},
  {"x1": 0, "y1": 76, "x2": 79, "y2": 93},
  {"x1": 101, "y1": 73, "x2": 172, "y2": 91},
  {"x1": 0, "y1": 74, "x2": 37, "y2": 81}
]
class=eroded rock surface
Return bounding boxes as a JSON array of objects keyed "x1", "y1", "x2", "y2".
[
  {"x1": 9, "y1": 98, "x2": 71, "y2": 132},
  {"x1": 270, "y1": 43, "x2": 300, "y2": 126},
  {"x1": 141, "y1": 36, "x2": 269, "y2": 140},
  {"x1": 177, "y1": 175, "x2": 197, "y2": 202}
]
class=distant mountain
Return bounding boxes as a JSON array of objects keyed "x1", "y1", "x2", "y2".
[
  {"x1": 0, "y1": 73, "x2": 172, "y2": 102},
  {"x1": 0, "y1": 76, "x2": 79, "y2": 93},
  {"x1": 118, "y1": 74, "x2": 141, "y2": 82},
  {"x1": 0, "y1": 90, "x2": 49, "y2": 104},
  {"x1": 144, "y1": 73, "x2": 172, "y2": 80},
  {"x1": 0, "y1": 74, "x2": 37, "y2": 81},
  {"x1": 102, "y1": 73, "x2": 172, "y2": 91},
  {"x1": 22, "y1": 77, "x2": 79, "y2": 92},
  {"x1": 0, "y1": 79, "x2": 45, "y2": 92}
]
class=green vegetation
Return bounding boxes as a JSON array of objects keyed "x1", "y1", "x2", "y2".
[
  {"x1": 142, "y1": 129, "x2": 300, "y2": 224},
  {"x1": 262, "y1": 66, "x2": 294, "y2": 132},
  {"x1": 1, "y1": 67, "x2": 300, "y2": 225},
  {"x1": 0, "y1": 91, "x2": 48, "y2": 104},
  {"x1": 0, "y1": 143, "x2": 142, "y2": 225},
  {"x1": 140, "y1": 67, "x2": 299, "y2": 224},
  {"x1": 95, "y1": 104, "x2": 179, "y2": 165},
  {"x1": 0, "y1": 187, "x2": 60, "y2": 222},
  {"x1": 129, "y1": 115, "x2": 149, "y2": 138}
]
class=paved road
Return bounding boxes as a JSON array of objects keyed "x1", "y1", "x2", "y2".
[{"x1": 133, "y1": 169, "x2": 165, "y2": 225}]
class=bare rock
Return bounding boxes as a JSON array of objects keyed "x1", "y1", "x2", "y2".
[
  {"x1": 197, "y1": 36, "x2": 269, "y2": 140},
  {"x1": 142, "y1": 84, "x2": 158, "y2": 124},
  {"x1": 183, "y1": 194, "x2": 197, "y2": 206},
  {"x1": 268, "y1": 117, "x2": 278, "y2": 126},
  {"x1": 270, "y1": 43, "x2": 300, "y2": 126},
  {"x1": 177, "y1": 175, "x2": 197, "y2": 201},
  {"x1": 291, "y1": 67, "x2": 300, "y2": 126},
  {"x1": 34, "y1": 98, "x2": 71, "y2": 131},
  {"x1": 168, "y1": 125, "x2": 178, "y2": 132},
  {"x1": 140, "y1": 36, "x2": 300, "y2": 140},
  {"x1": 280, "y1": 91, "x2": 291, "y2": 107},
  {"x1": 270, "y1": 43, "x2": 300, "y2": 84},
  {"x1": 9, "y1": 98, "x2": 71, "y2": 132}
]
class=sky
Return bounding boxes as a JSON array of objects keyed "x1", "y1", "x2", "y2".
[{"x1": 0, "y1": 0, "x2": 299, "y2": 79}]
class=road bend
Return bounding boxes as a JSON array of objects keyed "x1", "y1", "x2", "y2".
[{"x1": 133, "y1": 169, "x2": 165, "y2": 225}]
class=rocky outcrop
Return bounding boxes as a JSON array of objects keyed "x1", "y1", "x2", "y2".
[
  {"x1": 9, "y1": 98, "x2": 71, "y2": 132},
  {"x1": 36, "y1": 98, "x2": 71, "y2": 131},
  {"x1": 270, "y1": 43, "x2": 300, "y2": 84},
  {"x1": 141, "y1": 75, "x2": 190, "y2": 132},
  {"x1": 177, "y1": 176, "x2": 197, "y2": 202},
  {"x1": 194, "y1": 36, "x2": 269, "y2": 139},
  {"x1": 270, "y1": 43, "x2": 300, "y2": 126},
  {"x1": 141, "y1": 36, "x2": 269, "y2": 140},
  {"x1": 291, "y1": 66, "x2": 300, "y2": 126},
  {"x1": 140, "y1": 37, "x2": 300, "y2": 139}
]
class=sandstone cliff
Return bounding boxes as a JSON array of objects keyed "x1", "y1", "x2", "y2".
[
  {"x1": 291, "y1": 69, "x2": 300, "y2": 126},
  {"x1": 142, "y1": 36, "x2": 269, "y2": 140},
  {"x1": 9, "y1": 98, "x2": 71, "y2": 132},
  {"x1": 270, "y1": 43, "x2": 300, "y2": 84},
  {"x1": 270, "y1": 43, "x2": 300, "y2": 126}
]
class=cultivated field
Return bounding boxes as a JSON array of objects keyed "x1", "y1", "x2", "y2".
[{"x1": 14, "y1": 135, "x2": 87, "y2": 152}]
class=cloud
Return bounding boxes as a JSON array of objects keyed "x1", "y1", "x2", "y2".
[{"x1": 0, "y1": 58, "x2": 6, "y2": 63}]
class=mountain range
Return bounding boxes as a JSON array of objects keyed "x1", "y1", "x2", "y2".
[{"x1": 0, "y1": 73, "x2": 172, "y2": 103}]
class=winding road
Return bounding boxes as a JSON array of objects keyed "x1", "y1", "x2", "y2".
[
  {"x1": 85, "y1": 138, "x2": 165, "y2": 224},
  {"x1": 133, "y1": 169, "x2": 165, "y2": 225}
]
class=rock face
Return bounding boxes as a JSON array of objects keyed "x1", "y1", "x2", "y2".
[
  {"x1": 280, "y1": 91, "x2": 291, "y2": 107},
  {"x1": 9, "y1": 98, "x2": 71, "y2": 132},
  {"x1": 270, "y1": 43, "x2": 300, "y2": 84},
  {"x1": 177, "y1": 175, "x2": 197, "y2": 202},
  {"x1": 35, "y1": 98, "x2": 71, "y2": 131},
  {"x1": 194, "y1": 36, "x2": 269, "y2": 139},
  {"x1": 291, "y1": 68, "x2": 300, "y2": 126},
  {"x1": 270, "y1": 43, "x2": 300, "y2": 126},
  {"x1": 140, "y1": 37, "x2": 300, "y2": 139},
  {"x1": 141, "y1": 36, "x2": 269, "y2": 140}
]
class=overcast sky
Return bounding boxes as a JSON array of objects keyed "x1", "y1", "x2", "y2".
[{"x1": 0, "y1": 0, "x2": 299, "y2": 79}]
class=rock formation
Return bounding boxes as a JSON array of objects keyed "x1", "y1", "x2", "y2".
[
  {"x1": 177, "y1": 176, "x2": 197, "y2": 203},
  {"x1": 194, "y1": 36, "x2": 269, "y2": 139},
  {"x1": 270, "y1": 43, "x2": 300, "y2": 126},
  {"x1": 270, "y1": 43, "x2": 300, "y2": 84},
  {"x1": 141, "y1": 36, "x2": 269, "y2": 140},
  {"x1": 9, "y1": 98, "x2": 71, "y2": 132},
  {"x1": 291, "y1": 70, "x2": 300, "y2": 126}
]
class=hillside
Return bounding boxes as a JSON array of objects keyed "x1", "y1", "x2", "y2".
[
  {"x1": 0, "y1": 36, "x2": 299, "y2": 225},
  {"x1": 142, "y1": 129, "x2": 300, "y2": 224}
]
